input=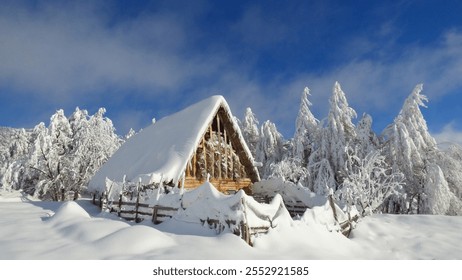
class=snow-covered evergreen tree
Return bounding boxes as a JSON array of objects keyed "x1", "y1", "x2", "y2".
[
  {"x1": 434, "y1": 145, "x2": 462, "y2": 215},
  {"x1": 423, "y1": 163, "x2": 452, "y2": 215},
  {"x1": 382, "y1": 84, "x2": 439, "y2": 213},
  {"x1": 256, "y1": 120, "x2": 284, "y2": 178},
  {"x1": 355, "y1": 113, "x2": 380, "y2": 159},
  {"x1": 241, "y1": 107, "x2": 260, "y2": 158},
  {"x1": 293, "y1": 87, "x2": 319, "y2": 166},
  {"x1": 326, "y1": 82, "x2": 357, "y2": 176},
  {"x1": 307, "y1": 82, "x2": 356, "y2": 194}
]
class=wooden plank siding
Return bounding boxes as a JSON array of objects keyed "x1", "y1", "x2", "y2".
[
  {"x1": 183, "y1": 177, "x2": 252, "y2": 193},
  {"x1": 180, "y1": 105, "x2": 258, "y2": 193}
]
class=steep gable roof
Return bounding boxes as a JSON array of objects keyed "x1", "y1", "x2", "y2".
[{"x1": 89, "y1": 95, "x2": 258, "y2": 191}]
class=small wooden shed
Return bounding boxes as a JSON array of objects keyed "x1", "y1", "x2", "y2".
[{"x1": 88, "y1": 95, "x2": 260, "y2": 194}]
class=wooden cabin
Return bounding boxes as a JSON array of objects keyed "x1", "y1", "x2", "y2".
[{"x1": 88, "y1": 95, "x2": 260, "y2": 194}]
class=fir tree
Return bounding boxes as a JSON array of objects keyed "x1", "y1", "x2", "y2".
[
  {"x1": 241, "y1": 107, "x2": 260, "y2": 158},
  {"x1": 256, "y1": 120, "x2": 284, "y2": 178},
  {"x1": 293, "y1": 87, "x2": 319, "y2": 166}
]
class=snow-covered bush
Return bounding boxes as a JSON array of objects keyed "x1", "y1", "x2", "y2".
[
  {"x1": 336, "y1": 147, "x2": 404, "y2": 217},
  {"x1": 269, "y1": 157, "x2": 309, "y2": 186}
]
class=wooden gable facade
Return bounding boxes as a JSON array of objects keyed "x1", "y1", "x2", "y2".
[{"x1": 182, "y1": 106, "x2": 259, "y2": 194}]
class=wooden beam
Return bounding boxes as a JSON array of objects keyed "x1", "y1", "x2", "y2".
[
  {"x1": 217, "y1": 114, "x2": 222, "y2": 179},
  {"x1": 185, "y1": 158, "x2": 190, "y2": 177},
  {"x1": 231, "y1": 148, "x2": 235, "y2": 179},
  {"x1": 193, "y1": 148, "x2": 197, "y2": 179},
  {"x1": 202, "y1": 133, "x2": 207, "y2": 179},
  {"x1": 209, "y1": 121, "x2": 214, "y2": 178},
  {"x1": 224, "y1": 128, "x2": 228, "y2": 179}
]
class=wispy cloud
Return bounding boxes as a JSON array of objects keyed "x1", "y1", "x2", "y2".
[
  {"x1": 1, "y1": 1, "x2": 462, "y2": 138},
  {"x1": 0, "y1": 2, "x2": 212, "y2": 101},
  {"x1": 433, "y1": 122, "x2": 462, "y2": 147}
]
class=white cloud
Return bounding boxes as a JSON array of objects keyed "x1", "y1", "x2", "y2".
[
  {"x1": 2, "y1": 1, "x2": 462, "y2": 138},
  {"x1": 0, "y1": 2, "x2": 211, "y2": 100},
  {"x1": 433, "y1": 122, "x2": 462, "y2": 148}
]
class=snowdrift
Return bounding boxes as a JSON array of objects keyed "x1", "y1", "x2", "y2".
[
  {"x1": 45, "y1": 201, "x2": 176, "y2": 258},
  {"x1": 100, "y1": 181, "x2": 351, "y2": 245}
]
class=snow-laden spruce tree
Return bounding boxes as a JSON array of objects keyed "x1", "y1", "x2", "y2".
[
  {"x1": 433, "y1": 144, "x2": 462, "y2": 215},
  {"x1": 382, "y1": 84, "x2": 447, "y2": 213},
  {"x1": 241, "y1": 107, "x2": 260, "y2": 158},
  {"x1": 308, "y1": 82, "x2": 356, "y2": 194},
  {"x1": 326, "y1": 82, "x2": 357, "y2": 176},
  {"x1": 293, "y1": 87, "x2": 319, "y2": 166},
  {"x1": 355, "y1": 113, "x2": 380, "y2": 159},
  {"x1": 422, "y1": 162, "x2": 453, "y2": 215},
  {"x1": 256, "y1": 120, "x2": 285, "y2": 178}
]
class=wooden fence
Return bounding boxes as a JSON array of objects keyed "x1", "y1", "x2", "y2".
[
  {"x1": 92, "y1": 192, "x2": 270, "y2": 246},
  {"x1": 91, "y1": 191, "x2": 358, "y2": 245},
  {"x1": 247, "y1": 193, "x2": 358, "y2": 237},
  {"x1": 200, "y1": 218, "x2": 269, "y2": 246},
  {"x1": 92, "y1": 192, "x2": 178, "y2": 224}
]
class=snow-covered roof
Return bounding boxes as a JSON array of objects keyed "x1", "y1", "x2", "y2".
[{"x1": 89, "y1": 95, "x2": 257, "y2": 192}]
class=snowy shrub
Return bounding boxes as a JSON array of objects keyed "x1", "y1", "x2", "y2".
[
  {"x1": 336, "y1": 148, "x2": 404, "y2": 217},
  {"x1": 269, "y1": 157, "x2": 309, "y2": 186}
]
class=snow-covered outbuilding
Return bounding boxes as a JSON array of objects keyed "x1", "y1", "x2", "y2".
[{"x1": 88, "y1": 95, "x2": 260, "y2": 194}]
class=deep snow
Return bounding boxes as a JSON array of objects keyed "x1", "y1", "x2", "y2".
[{"x1": 1, "y1": 190, "x2": 461, "y2": 260}]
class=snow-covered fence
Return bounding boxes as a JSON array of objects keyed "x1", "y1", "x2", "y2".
[
  {"x1": 252, "y1": 179, "x2": 360, "y2": 237},
  {"x1": 284, "y1": 201, "x2": 309, "y2": 217},
  {"x1": 152, "y1": 205, "x2": 178, "y2": 224},
  {"x1": 92, "y1": 192, "x2": 178, "y2": 224},
  {"x1": 92, "y1": 180, "x2": 357, "y2": 245}
]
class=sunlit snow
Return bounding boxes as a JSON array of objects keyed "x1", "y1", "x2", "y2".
[{"x1": 1, "y1": 190, "x2": 461, "y2": 260}]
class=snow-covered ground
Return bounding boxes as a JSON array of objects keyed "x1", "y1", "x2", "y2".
[{"x1": 1, "y1": 190, "x2": 461, "y2": 260}]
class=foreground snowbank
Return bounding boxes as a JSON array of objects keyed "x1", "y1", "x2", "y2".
[{"x1": 2, "y1": 190, "x2": 462, "y2": 259}]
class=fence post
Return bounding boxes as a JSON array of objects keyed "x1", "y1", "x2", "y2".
[
  {"x1": 61, "y1": 188, "x2": 65, "y2": 201},
  {"x1": 118, "y1": 194, "x2": 123, "y2": 217},
  {"x1": 152, "y1": 206, "x2": 158, "y2": 224},
  {"x1": 99, "y1": 192, "x2": 103, "y2": 208},
  {"x1": 92, "y1": 193, "x2": 96, "y2": 205},
  {"x1": 328, "y1": 194, "x2": 338, "y2": 223},
  {"x1": 240, "y1": 221, "x2": 251, "y2": 246},
  {"x1": 134, "y1": 189, "x2": 140, "y2": 223}
]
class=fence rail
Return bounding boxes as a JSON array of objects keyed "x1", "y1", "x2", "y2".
[
  {"x1": 91, "y1": 191, "x2": 271, "y2": 246},
  {"x1": 91, "y1": 191, "x2": 358, "y2": 245}
]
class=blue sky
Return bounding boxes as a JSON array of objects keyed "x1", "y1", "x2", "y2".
[{"x1": 1, "y1": 0, "x2": 462, "y2": 145}]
